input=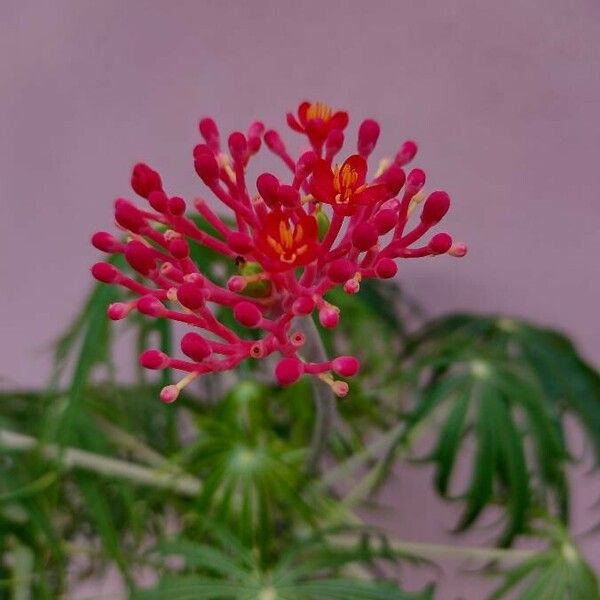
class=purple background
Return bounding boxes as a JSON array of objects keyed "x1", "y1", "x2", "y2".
[{"x1": 2, "y1": 1, "x2": 599, "y2": 598}]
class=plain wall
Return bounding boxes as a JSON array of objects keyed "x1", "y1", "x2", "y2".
[{"x1": 1, "y1": 1, "x2": 599, "y2": 598}]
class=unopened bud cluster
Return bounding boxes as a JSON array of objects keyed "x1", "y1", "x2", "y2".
[{"x1": 91, "y1": 101, "x2": 466, "y2": 402}]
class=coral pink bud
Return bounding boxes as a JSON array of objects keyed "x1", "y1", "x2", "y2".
[
  {"x1": 357, "y1": 119, "x2": 380, "y2": 157},
  {"x1": 383, "y1": 165, "x2": 406, "y2": 196},
  {"x1": 148, "y1": 190, "x2": 168, "y2": 213},
  {"x1": 256, "y1": 172, "x2": 280, "y2": 206},
  {"x1": 428, "y1": 232, "x2": 453, "y2": 254},
  {"x1": 131, "y1": 163, "x2": 162, "y2": 199},
  {"x1": 277, "y1": 185, "x2": 300, "y2": 207},
  {"x1": 137, "y1": 295, "x2": 166, "y2": 317},
  {"x1": 92, "y1": 231, "x2": 120, "y2": 253},
  {"x1": 292, "y1": 296, "x2": 315, "y2": 316},
  {"x1": 332, "y1": 356, "x2": 360, "y2": 377},
  {"x1": 139, "y1": 349, "x2": 169, "y2": 369},
  {"x1": 91, "y1": 262, "x2": 118, "y2": 283},
  {"x1": 328, "y1": 259, "x2": 355, "y2": 283},
  {"x1": 406, "y1": 169, "x2": 426, "y2": 193},
  {"x1": 375, "y1": 258, "x2": 398, "y2": 279},
  {"x1": 275, "y1": 357, "x2": 304, "y2": 386},
  {"x1": 449, "y1": 243, "x2": 468, "y2": 257},
  {"x1": 177, "y1": 282, "x2": 205, "y2": 310},
  {"x1": 421, "y1": 191, "x2": 450, "y2": 225},
  {"x1": 198, "y1": 117, "x2": 220, "y2": 152},
  {"x1": 115, "y1": 199, "x2": 145, "y2": 233},
  {"x1": 168, "y1": 196, "x2": 186, "y2": 216},
  {"x1": 332, "y1": 381, "x2": 349, "y2": 397},
  {"x1": 352, "y1": 222, "x2": 379, "y2": 251},
  {"x1": 395, "y1": 140, "x2": 418, "y2": 166},
  {"x1": 227, "y1": 275, "x2": 246, "y2": 292},
  {"x1": 374, "y1": 209, "x2": 398, "y2": 234},
  {"x1": 227, "y1": 231, "x2": 253, "y2": 254},
  {"x1": 228, "y1": 131, "x2": 248, "y2": 163},
  {"x1": 344, "y1": 278, "x2": 360, "y2": 294},
  {"x1": 233, "y1": 301, "x2": 262, "y2": 328},
  {"x1": 125, "y1": 240, "x2": 156, "y2": 275},
  {"x1": 181, "y1": 332, "x2": 212, "y2": 361},
  {"x1": 264, "y1": 130, "x2": 287, "y2": 155},
  {"x1": 247, "y1": 121, "x2": 265, "y2": 154},
  {"x1": 194, "y1": 151, "x2": 219, "y2": 184},
  {"x1": 160, "y1": 385, "x2": 179, "y2": 404},
  {"x1": 107, "y1": 302, "x2": 132, "y2": 320},
  {"x1": 326, "y1": 129, "x2": 345, "y2": 156},
  {"x1": 169, "y1": 239, "x2": 189, "y2": 259},
  {"x1": 319, "y1": 306, "x2": 340, "y2": 329}
]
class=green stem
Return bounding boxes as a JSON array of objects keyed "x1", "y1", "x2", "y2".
[
  {"x1": 10, "y1": 542, "x2": 34, "y2": 600},
  {"x1": 0, "y1": 429, "x2": 200, "y2": 497}
]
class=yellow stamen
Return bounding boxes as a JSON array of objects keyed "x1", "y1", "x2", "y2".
[{"x1": 306, "y1": 102, "x2": 332, "y2": 122}]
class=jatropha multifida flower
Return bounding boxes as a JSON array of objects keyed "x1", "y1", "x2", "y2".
[{"x1": 91, "y1": 101, "x2": 466, "y2": 402}]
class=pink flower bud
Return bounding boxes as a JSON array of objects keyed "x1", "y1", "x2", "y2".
[
  {"x1": 160, "y1": 385, "x2": 179, "y2": 404},
  {"x1": 177, "y1": 282, "x2": 205, "y2": 310},
  {"x1": 107, "y1": 302, "x2": 131, "y2": 320},
  {"x1": 296, "y1": 150, "x2": 318, "y2": 175},
  {"x1": 375, "y1": 258, "x2": 398, "y2": 279},
  {"x1": 227, "y1": 275, "x2": 246, "y2": 292},
  {"x1": 357, "y1": 119, "x2": 380, "y2": 157},
  {"x1": 247, "y1": 121, "x2": 265, "y2": 154},
  {"x1": 395, "y1": 140, "x2": 418, "y2": 166},
  {"x1": 256, "y1": 172, "x2": 280, "y2": 206},
  {"x1": 449, "y1": 243, "x2": 468, "y2": 257},
  {"x1": 383, "y1": 165, "x2": 406, "y2": 196},
  {"x1": 181, "y1": 332, "x2": 212, "y2": 361},
  {"x1": 91, "y1": 262, "x2": 118, "y2": 283},
  {"x1": 328, "y1": 259, "x2": 355, "y2": 283},
  {"x1": 343, "y1": 278, "x2": 360, "y2": 294},
  {"x1": 406, "y1": 168, "x2": 426, "y2": 193},
  {"x1": 92, "y1": 231, "x2": 120, "y2": 253},
  {"x1": 137, "y1": 295, "x2": 166, "y2": 317},
  {"x1": 139, "y1": 349, "x2": 169, "y2": 369},
  {"x1": 264, "y1": 130, "x2": 286, "y2": 154},
  {"x1": 125, "y1": 240, "x2": 155, "y2": 275},
  {"x1": 169, "y1": 239, "x2": 189, "y2": 259},
  {"x1": 428, "y1": 232, "x2": 453, "y2": 254},
  {"x1": 275, "y1": 357, "x2": 304, "y2": 386},
  {"x1": 277, "y1": 185, "x2": 300, "y2": 207},
  {"x1": 227, "y1": 231, "x2": 253, "y2": 254},
  {"x1": 228, "y1": 131, "x2": 248, "y2": 164},
  {"x1": 115, "y1": 199, "x2": 145, "y2": 233},
  {"x1": 326, "y1": 129, "x2": 345, "y2": 156},
  {"x1": 148, "y1": 190, "x2": 169, "y2": 213},
  {"x1": 198, "y1": 117, "x2": 220, "y2": 152},
  {"x1": 421, "y1": 191, "x2": 450, "y2": 225},
  {"x1": 233, "y1": 301, "x2": 262, "y2": 328},
  {"x1": 332, "y1": 356, "x2": 360, "y2": 377},
  {"x1": 131, "y1": 163, "x2": 162, "y2": 199},
  {"x1": 292, "y1": 296, "x2": 315, "y2": 316},
  {"x1": 319, "y1": 306, "x2": 339, "y2": 328},
  {"x1": 352, "y1": 222, "x2": 379, "y2": 251},
  {"x1": 332, "y1": 381, "x2": 349, "y2": 397},
  {"x1": 168, "y1": 196, "x2": 186, "y2": 216},
  {"x1": 374, "y1": 209, "x2": 398, "y2": 234}
]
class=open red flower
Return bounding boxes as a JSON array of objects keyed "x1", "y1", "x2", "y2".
[
  {"x1": 310, "y1": 155, "x2": 388, "y2": 215},
  {"x1": 287, "y1": 101, "x2": 349, "y2": 147},
  {"x1": 256, "y1": 209, "x2": 320, "y2": 271}
]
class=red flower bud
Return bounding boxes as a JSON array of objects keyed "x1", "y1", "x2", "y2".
[
  {"x1": 375, "y1": 258, "x2": 398, "y2": 279},
  {"x1": 139, "y1": 349, "x2": 169, "y2": 369},
  {"x1": 352, "y1": 222, "x2": 379, "y2": 251},
  {"x1": 137, "y1": 295, "x2": 166, "y2": 317},
  {"x1": 319, "y1": 306, "x2": 339, "y2": 328},
  {"x1": 374, "y1": 209, "x2": 398, "y2": 234},
  {"x1": 169, "y1": 239, "x2": 189, "y2": 259},
  {"x1": 256, "y1": 173, "x2": 280, "y2": 206},
  {"x1": 326, "y1": 129, "x2": 345, "y2": 157},
  {"x1": 357, "y1": 119, "x2": 380, "y2": 157},
  {"x1": 131, "y1": 163, "x2": 162, "y2": 199},
  {"x1": 168, "y1": 196, "x2": 186, "y2": 216},
  {"x1": 181, "y1": 332, "x2": 212, "y2": 361},
  {"x1": 292, "y1": 296, "x2": 315, "y2": 316},
  {"x1": 92, "y1": 231, "x2": 120, "y2": 253},
  {"x1": 428, "y1": 232, "x2": 453, "y2": 255},
  {"x1": 233, "y1": 301, "x2": 262, "y2": 328},
  {"x1": 177, "y1": 282, "x2": 205, "y2": 310},
  {"x1": 107, "y1": 302, "x2": 131, "y2": 320},
  {"x1": 125, "y1": 240, "x2": 156, "y2": 275},
  {"x1": 227, "y1": 231, "x2": 253, "y2": 254},
  {"x1": 275, "y1": 357, "x2": 304, "y2": 386},
  {"x1": 148, "y1": 190, "x2": 168, "y2": 213},
  {"x1": 194, "y1": 150, "x2": 219, "y2": 184},
  {"x1": 383, "y1": 165, "x2": 406, "y2": 196},
  {"x1": 115, "y1": 199, "x2": 146, "y2": 233},
  {"x1": 228, "y1": 131, "x2": 248, "y2": 164},
  {"x1": 277, "y1": 185, "x2": 300, "y2": 207},
  {"x1": 421, "y1": 191, "x2": 450, "y2": 225},
  {"x1": 199, "y1": 117, "x2": 220, "y2": 152},
  {"x1": 395, "y1": 140, "x2": 418, "y2": 166},
  {"x1": 160, "y1": 385, "x2": 179, "y2": 403},
  {"x1": 332, "y1": 356, "x2": 360, "y2": 377},
  {"x1": 91, "y1": 262, "x2": 118, "y2": 283},
  {"x1": 328, "y1": 258, "x2": 355, "y2": 283}
]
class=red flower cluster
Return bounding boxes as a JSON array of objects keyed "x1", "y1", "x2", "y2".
[{"x1": 91, "y1": 101, "x2": 466, "y2": 402}]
